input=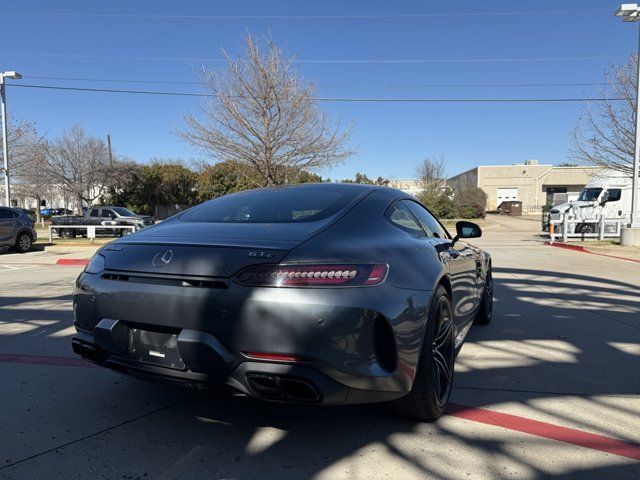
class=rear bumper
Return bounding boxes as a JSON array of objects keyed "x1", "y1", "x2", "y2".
[
  {"x1": 72, "y1": 328, "x2": 401, "y2": 405},
  {"x1": 72, "y1": 271, "x2": 433, "y2": 405}
]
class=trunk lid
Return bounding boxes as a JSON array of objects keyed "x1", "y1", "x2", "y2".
[{"x1": 101, "y1": 219, "x2": 328, "y2": 277}]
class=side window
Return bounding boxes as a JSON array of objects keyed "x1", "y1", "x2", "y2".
[
  {"x1": 607, "y1": 189, "x2": 622, "y2": 202},
  {"x1": 89, "y1": 209, "x2": 100, "y2": 217},
  {"x1": 386, "y1": 202, "x2": 425, "y2": 236},
  {"x1": 0, "y1": 208, "x2": 13, "y2": 219},
  {"x1": 404, "y1": 201, "x2": 449, "y2": 239},
  {"x1": 103, "y1": 209, "x2": 116, "y2": 219}
]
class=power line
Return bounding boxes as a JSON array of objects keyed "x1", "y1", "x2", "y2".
[
  {"x1": 25, "y1": 75, "x2": 611, "y2": 88},
  {"x1": 0, "y1": 10, "x2": 611, "y2": 19},
  {"x1": 0, "y1": 51, "x2": 625, "y2": 64},
  {"x1": 6, "y1": 83, "x2": 625, "y2": 103},
  {"x1": 28, "y1": 75, "x2": 201, "y2": 85}
]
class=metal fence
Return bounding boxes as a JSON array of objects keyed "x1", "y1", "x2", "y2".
[
  {"x1": 549, "y1": 216, "x2": 630, "y2": 243},
  {"x1": 525, "y1": 205, "x2": 544, "y2": 214},
  {"x1": 48, "y1": 224, "x2": 136, "y2": 243}
]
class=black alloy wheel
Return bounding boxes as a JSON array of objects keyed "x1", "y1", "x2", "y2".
[
  {"x1": 474, "y1": 267, "x2": 493, "y2": 325},
  {"x1": 431, "y1": 295, "x2": 454, "y2": 407},
  {"x1": 15, "y1": 233, "x2": 33, "y2": 253},
  {"x1": 394, "y1": 285, "x2": 455, "y2": 421}
]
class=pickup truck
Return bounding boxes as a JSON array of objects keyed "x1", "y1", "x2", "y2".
[{"x1": 51, "y1": 206, "x2": 155, "y2": 238}]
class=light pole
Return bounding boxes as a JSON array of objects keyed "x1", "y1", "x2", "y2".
[
  {"x1": 1, "y1": 70, "x2": 22, "y2": 207},
  {"x1": 616, "y1": 5, "x2": 640, "y2": 245}
]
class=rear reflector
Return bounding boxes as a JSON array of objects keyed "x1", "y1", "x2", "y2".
[
  {"x1": 233, "y1": 264, "x2": 388, "y2": 287},
  {"x1": 243, "y1": 352, "x2": 310, "y2": 363}
]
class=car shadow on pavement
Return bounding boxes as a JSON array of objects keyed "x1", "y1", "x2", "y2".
[{"x1": 1, "y1": 267, "x2": 640, "y2": 479}]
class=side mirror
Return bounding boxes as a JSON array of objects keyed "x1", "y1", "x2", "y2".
[
  {"x1": 452, "y1": 221, "x2": 482, "y2": 244},
  {"x1": 600, "y1": 192, "x2": 609, "y2": 206}
]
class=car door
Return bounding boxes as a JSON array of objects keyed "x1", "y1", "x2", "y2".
[
  {"x1": 101, "y1": 209, "x2": 117, "y2": 222},
  {"x1": 403, "y1": 201, "x2": 479, "y2": 326},
  {"x1": 0, "y1": 208, "x2": 18, "y2": 245}
]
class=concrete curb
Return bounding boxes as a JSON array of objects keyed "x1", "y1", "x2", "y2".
[
  {"x1": 545, "y1": 241, "x2": 640, "y2": 263},
  {"x1": 56, "y1": 259, "x2": 89, "y2": 266}
]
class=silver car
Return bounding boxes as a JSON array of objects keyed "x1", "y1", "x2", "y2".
[{"x1": 0, "y1": 207, "x2": 37, "y2": 252}]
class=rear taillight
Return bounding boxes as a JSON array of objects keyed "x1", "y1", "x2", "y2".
[{"x1": 232, "y1": 264, "x2": 388, "y2": 287}]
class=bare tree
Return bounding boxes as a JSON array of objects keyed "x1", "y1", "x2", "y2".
[
  {"x1": 572, "y1": 55, "x2": 636, "y2": 175},
  {"x1": 13, "y1": 140, "x2": 50, "y2": 223},
  {"x1": 0, "y1": 118, "x2": 39, "y2": 201},
  {"x1": 416, "y1": 156, "x2": 446, "y2": 202},
  {"x1": 180, "y1": 35, "x2": 354, "y2": 186},
  {"x1": 43, "y1": 125, "x2": 111, "y2": 213}
]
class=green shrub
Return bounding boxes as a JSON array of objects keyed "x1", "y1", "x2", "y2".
[{"x1": 453, "y1": 187, "x2": 487, "y2": 219}]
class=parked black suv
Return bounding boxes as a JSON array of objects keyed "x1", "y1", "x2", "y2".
[{"x1": 0, "y1": 207, "x2": 37, "y2": 252}]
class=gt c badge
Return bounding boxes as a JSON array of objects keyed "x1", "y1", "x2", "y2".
[
  {"x1": 152, "y1": 250, "x2": 174, "y2": 267},
  {"x1": 248, "y1": 251, "x2": 275, "y2": 258}
]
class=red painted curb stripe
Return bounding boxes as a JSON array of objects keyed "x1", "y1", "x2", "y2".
[
  {"x1": 3, "y1": 353, "x2": 639, "y2": 460},
  {"x1": 56, "y1": 258, "x2": 89, "y2": 266},
  {"x1": 0, "y1": 353, "x2": 95, "y2": 368},
  {"x1": 447, "y1": 403, "x2": 640, "y2": 461},
  {"x1": 544, "y1": 241, "x2": 586, "y2": 252},
  {"x1": 545, "y1": 241, "x2": 640, "y2": 263}
]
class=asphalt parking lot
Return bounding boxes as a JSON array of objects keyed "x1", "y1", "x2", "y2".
[{"x1": 1, "y1": 215, "x2": 639, "y2": 479}]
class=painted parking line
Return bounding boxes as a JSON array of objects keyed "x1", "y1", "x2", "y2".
[
  {"x1": 0, "y1": 264, "x2": 37, "y2": 273},
  {"x1": 2, "y1": 352, "x2": 640, "y2": 460}
]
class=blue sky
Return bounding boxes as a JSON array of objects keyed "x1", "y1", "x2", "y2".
[{"x1": 0, "y1": 0, "x2": 636, "y2": 180}]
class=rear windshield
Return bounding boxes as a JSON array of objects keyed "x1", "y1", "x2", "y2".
[{"x1": 180, "y1": 186, "x2": 364, "y2": 223}]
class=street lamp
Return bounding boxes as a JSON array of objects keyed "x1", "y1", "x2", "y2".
[
  {"x1": 616, "y1": 5, "x2": 640, "y2": 245},
  {"x1": 1, "y1": 70, "x2": 22, "y2": 207}
]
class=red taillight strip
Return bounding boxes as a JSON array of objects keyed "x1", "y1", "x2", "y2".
[
  {"x1": 243, "y1": 352, "x2": 311, "y2": 363},
  {"x1": 233, "y1": 263, "x2": 388, "y2": 287}
]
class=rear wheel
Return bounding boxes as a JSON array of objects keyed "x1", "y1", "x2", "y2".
[
  {"x1": 14, "y1": 232, "x2": 33, "y2": 253},
  {"x1": 60, "y1": 228, "x2": 75, "y2": 239},
  {"x1": 576, "y1": 223, "x2": 595, "y2": 234},
  {"x1": 394, "y1": 285, "x2": 454, "y2": 422},
  {"x1": 473, "y1": 267, "x2": 493, "y2": 325}
]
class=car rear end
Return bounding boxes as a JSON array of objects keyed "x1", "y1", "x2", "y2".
[{"x1": 71, "y1": 185, "x2": 430, "y2": 405}]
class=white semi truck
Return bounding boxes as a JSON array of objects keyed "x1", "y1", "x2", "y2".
[{"x1": 548, "y1": 169, "x2": 637, "y2": 234}]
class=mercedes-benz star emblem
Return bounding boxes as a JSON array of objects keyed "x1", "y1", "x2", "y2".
[{"x1": 152, "y1": 250, "x2": 174, "y2": 267}]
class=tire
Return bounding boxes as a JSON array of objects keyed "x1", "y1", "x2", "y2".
[
  {"x1": 60, "y1": 228, "x2": 76, "y2": 239},
  {"x1": 14, "y1": 232, "x2": 33, "y2": 253},
  {"x1": 473, "y1": 267, "x2": 493, "y2": 325},
  {"x1": 576, "y1": 223, "x2": 595, "y2": 234},
  {"x1": 394, "y1": 285, "x2": 455, "y2": 422}
]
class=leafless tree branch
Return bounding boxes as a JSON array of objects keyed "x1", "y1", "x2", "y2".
[
  {"x1": 179, "y1": 34, "x2": 355, "y2": 185},
  {"x1": 571, "y1": 55, "x2": 638, "y2": 176}
]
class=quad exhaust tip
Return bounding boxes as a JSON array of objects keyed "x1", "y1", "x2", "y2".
[{"x1": 246, "y1": 374, "x2": 321, "y2": 403}]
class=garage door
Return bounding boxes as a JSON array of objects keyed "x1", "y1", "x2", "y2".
[{"x1": 497, "y1": 188, "x2": 518, "y2": 205}]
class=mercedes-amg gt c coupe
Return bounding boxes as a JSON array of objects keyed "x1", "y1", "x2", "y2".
[{"x1": 72, "y1": 183, "x2": 492, "y2": 421}]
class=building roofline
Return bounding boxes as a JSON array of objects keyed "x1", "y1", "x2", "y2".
[
  {"x1": 447, "y1": 166, "x2": 478, "y2": 179},
  {"x1": 476, "y1": 164, "x2": 553, "y2": 169}
]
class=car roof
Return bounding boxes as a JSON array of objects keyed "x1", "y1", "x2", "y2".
[{"x1": 243, "y1": 182, "x2": 410, "y2": 198}]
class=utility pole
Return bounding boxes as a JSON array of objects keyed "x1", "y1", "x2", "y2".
[
  {"x1": 0, "y1": 71, "x2": 22, "y2": 206},
  {"x1": 615, "y1": 4, "x2": 640, "y2": 245},
  {"x1": 107, "y1": 134, "x2": 114, "y2": 167}
]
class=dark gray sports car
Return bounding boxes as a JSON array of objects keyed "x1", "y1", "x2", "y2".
[{"x1": 72, "y1": 183, "x2": 492, "y2": 421}]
